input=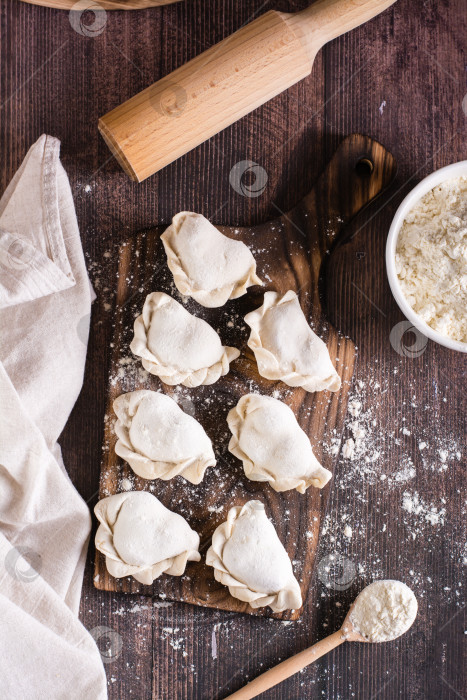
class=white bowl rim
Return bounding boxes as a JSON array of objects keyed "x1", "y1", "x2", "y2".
[{"x1": 386, "y1": 160, "x2": 467, "y2": 353}]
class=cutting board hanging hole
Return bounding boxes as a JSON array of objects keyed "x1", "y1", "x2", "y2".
[{"x1": 355, "y1": 158, "x2": 375, "y2": 178}]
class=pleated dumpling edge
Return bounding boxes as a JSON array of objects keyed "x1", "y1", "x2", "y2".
[
  {"x1": 95, "y1": 491, "x2": 201, "y2": 585},
  {"x1": 244, "y1": 290, "x2": 341, "y2": 393},
  {"x1": 130, "y1": 292, "x2": 240, "y2": 387},
  {"x1": 227, "y1": 393, "x2": 332, "y2": 493},
  {"x1": 206, "y1": 500, "x2": 302, "y2": 613},
  {"x1": 113, "y1": 390, "x2": 216, "y2": 483},
  {"x1": 161, "y1": 211, "x2": 262, "y2": 308}
]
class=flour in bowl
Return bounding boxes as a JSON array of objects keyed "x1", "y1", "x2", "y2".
[
  {"x1": 349, "y1": 580, "x2": 417, "y2": 642},
  {"x1": 395, "y1": 176, "x2": 467, "y2": 342}
]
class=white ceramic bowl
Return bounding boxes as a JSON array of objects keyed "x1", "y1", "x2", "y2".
[{"x1": 386, "y1": 161, "x2": 467, "y2": 353}]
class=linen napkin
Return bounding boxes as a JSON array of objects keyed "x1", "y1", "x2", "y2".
[{"x1": 0, "y1": 135, "x2": 107, "y2": 699}]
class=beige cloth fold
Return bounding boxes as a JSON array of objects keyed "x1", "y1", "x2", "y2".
[{"x1": 0, "y1": 136, "x2": 107, "y2": 699}]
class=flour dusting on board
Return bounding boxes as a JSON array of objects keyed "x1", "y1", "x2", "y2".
[
  {"x1": 96, "y1": 221, "x2": 463, "y2": 633},
  {"x1": 97, "y1": 222, "x2": 358, "y2": 620}
]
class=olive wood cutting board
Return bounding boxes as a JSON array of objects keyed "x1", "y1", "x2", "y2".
[{"x1": 94, "y1": 134, "x2": 396, "y2": 620}]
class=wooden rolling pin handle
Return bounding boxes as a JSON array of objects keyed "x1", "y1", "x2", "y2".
[
  {"x1": 286, "y1": 0, "x2": 397, "y2": 61},
  {"x1": 225, "y1": 630, "x2": 346, "y2": 700}
]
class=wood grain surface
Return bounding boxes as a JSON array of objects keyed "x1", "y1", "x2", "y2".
[
  {"x1": 20, "y1": 0, "x2": 181, "y2": 10},
  {"x1": 95, "y1": 134, "x2": 396, "y2": 619},
  {"x1": 1, "y1": 0, "x2": 465, "y2": 698}
]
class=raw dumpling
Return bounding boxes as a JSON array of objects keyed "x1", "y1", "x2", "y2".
[
  {"x1": 113, "y1": 390, "x2": 215, "y2": 483},
  {"x1": 95, "y1": 491, "x2": 200, "y2": 584},
  {"x1": 227, "y1": 394, "x2": 331, "y2": 493},
  {"x1": 245, "y1": 290, "x2": 341, "y2": 392},
  {"x1": 206, "y1": 500, "x2": 302, "y2": 612},
  {"x1": 130, "y1": 292, "x2": 240, "y2": 387},
  {"x1": 161, "y1": 211, "x2": 262, "y2": 307}
]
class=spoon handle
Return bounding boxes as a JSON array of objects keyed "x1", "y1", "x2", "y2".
[{"x1": 224, "y1": 630, "x2": 345, "y2": 700}]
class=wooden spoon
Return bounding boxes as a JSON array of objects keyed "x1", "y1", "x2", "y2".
[
  {"x1": 224, "y1": 580, "x2": 417, "y2": 700},
  {"x1": 224, "y1": 605, "x2": 367, "y2": 700}
]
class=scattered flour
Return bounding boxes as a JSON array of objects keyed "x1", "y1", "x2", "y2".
[
  {"x1": 85, "y1": 252, "x2": 116, "y2": 314},
  {"x1": 120, "y1": 478, "x2": 133, "y2": 491},
  {"x1": 113, "y1": 600, "x2": 173, "y2": 616},
  {"x1": 402, "y1": 491, "x2": 447, "y2": 528},
  {"x1": 332, "y1": 375, "x2": 462, "y2": 491},
  {"x1": 317, "y1": 366, "x2": 463, "y2": 608}
]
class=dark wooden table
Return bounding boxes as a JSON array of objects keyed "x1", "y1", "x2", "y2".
[{"x1": 1, "y1": 0, "x2": 466, "y2": 698}]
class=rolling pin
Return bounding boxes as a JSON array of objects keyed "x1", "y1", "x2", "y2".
[{"x1": 99, "y1": 0, "x2": 397, "y2": 182}]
